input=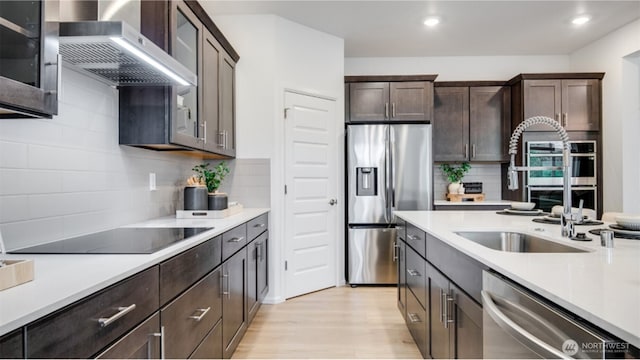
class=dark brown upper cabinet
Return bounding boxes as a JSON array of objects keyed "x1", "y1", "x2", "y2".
[
  {"x1": 119, "y1": 0, "x2": 239, "y2": 158},
  {"x1": 509, "y1": 74, "x2": 603, "y2": 132},
  {"x1": 0, "y1": 0, "x2": 59, "y2": 119},
  {"x1": 434, "y1": 83, "x2": 510, "y2": 162},
  {"x1": 345, "y1": 75, "x2": 437, "y2": 123}
]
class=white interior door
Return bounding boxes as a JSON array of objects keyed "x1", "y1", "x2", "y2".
[{"x1": 284, "y1": 91, "x2": 337, "y2": 299}]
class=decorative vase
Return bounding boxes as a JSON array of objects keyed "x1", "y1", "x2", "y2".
[
  {"x1": 184, "y1": 186, "x2": 208, "y2": 210},
  {"x1": 457, "y1": 183, "x2": 465, "y2": 194},
  {"x1": 448, "y1": 182, "x2": 461, "y2": 194},
  {"x1": 208, "y1": 192, "x2": 228, "y2": 210}
]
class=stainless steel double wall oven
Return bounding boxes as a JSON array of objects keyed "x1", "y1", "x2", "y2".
[{"x1": 526, "y1": 140, "x2": 597, "y2": 213}]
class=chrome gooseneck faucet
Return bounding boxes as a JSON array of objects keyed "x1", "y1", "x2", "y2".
[{"x1": 507, "y1": 116, "x2": 577, "y2": 238}]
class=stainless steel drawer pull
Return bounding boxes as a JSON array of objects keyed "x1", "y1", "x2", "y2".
[
  {"x1": 439, "y1": 289, "x2": 446, "y2": 323},
  {"x1": 406, "y1": 269, "x2": 420, "y2": 277},
  {"x1": 98, "y1": 304, "x2": 136, "y2": 327},
  {"x1": 227, "y1": 236, "x2": 244, "y2": 243},
  {"x1": 253, "y1": 223, "x2": 266, "y2": 228},
  {"x1": 444, "y1": 292, "x2": 455, "y2": 328},
  {"x1": 151, "y1": 326, "x2": 165, "y2": 360},
  {"x1": 408, "y1": 313, "x2": 421, "y2": 323},
  {"x1": 256, "y1": 242, "x2": 262, "y2": 260},
  {"x1": 189, "y1": 307, "x2": 211, "y2": 322},
  {"x1": 407, "y1": 234, "x2": 419, "y2": 241}
]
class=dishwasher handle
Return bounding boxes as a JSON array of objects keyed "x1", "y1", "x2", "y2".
[{"x1": 481, "y1": 290, "x2": 571, "y2": 359}]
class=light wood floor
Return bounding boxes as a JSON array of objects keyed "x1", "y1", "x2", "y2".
[{"x1": 233, "y1": 286, "x2": 422, "y2": 359}]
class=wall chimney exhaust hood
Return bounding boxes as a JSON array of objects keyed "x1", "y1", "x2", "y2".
[{"x1": 57, "y1": 1, "x2": 196, "y2": 87}]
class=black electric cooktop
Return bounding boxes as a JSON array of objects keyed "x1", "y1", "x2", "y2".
[{"x1": 9, "y1": 227, "x2": 213, "y2": 254}]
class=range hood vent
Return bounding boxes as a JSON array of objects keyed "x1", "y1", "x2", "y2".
[{"x1": 59, "y1": 21, "x2": 197, "y2": 87}]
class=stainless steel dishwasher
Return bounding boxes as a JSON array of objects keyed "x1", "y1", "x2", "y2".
[{"x1": 482, "y1": 271, "x2": 629, "y2": 359}]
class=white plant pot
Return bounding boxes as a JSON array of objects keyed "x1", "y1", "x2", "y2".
[{"x1": 448, "y1": 182, "x2": 461, "y2": 194}]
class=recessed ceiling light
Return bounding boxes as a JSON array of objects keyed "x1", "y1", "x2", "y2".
[
  {"x1": 423, "y1": 17, "x2": 440, "y2": 27},
  {"x1": 572, "y1": 15, "x2": 591, "y2": 25}
]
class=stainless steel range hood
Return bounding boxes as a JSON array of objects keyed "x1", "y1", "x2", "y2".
[{"x1": 57, "y1": 1, "x2": 196, "y2": 87}]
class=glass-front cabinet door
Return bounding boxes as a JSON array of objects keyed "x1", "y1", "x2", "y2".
[
  {"x1": 170, "y1": 1, "x2": 202, "y2": 149},
  {"x1": 0, "y1": 0, "x2": 58, "y2": 118}
]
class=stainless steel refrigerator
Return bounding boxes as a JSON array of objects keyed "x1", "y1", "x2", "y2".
[{"x1": 347, "y1": 124, "x2": 432, "y2": 284}]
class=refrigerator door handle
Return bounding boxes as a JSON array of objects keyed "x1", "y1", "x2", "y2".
[
  {"x1": 384, "y1": 130, "x2": 391, "y2": 222},
  {"x1": 390, "y1": 126, "x2": 396, "y2": 210}
]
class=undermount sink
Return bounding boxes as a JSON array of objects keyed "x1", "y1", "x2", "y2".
[{"x1": 454, "y1": 231, "x2": 588, "y2": 253}]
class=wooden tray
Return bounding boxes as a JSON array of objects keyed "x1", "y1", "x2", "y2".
[
  {"x1": 0, "y1": 259, "x2": 34, "y2": 291},
  {"x1": 446, "y1": 193, "x2": 485, "y2": 202}
]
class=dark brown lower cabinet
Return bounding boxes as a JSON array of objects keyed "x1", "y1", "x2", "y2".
[
  {"x1": 26, "y1": 267, "x2": 159, "y2": 359},
  {"x1": 0, "y1": 329, "x2": 22, "y2": 359},
  {"x1": 223, "y1": 247, "x2": 247, "y2": 358},
  {"x1": 95, "y1": 313, "x2": 161, "y2": 359},
  {"x1": 452, "y1": 283, "x2": 483, "y2": 359},
  {"x1": 429, "y1": 264, "x2": 483, "y2": 359},
  {"x1": 190, "y1": 319, "x2": 223, "y2": 359},
  {"x1": 161, "y1": 267, "x2": 222, "y2": 359}
]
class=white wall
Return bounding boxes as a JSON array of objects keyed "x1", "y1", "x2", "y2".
[
  {"x1": 569, "y1": 19, "x2": 640, "y2": 213},
  {"x1": 212, "y1": 14, "x2": 345, "y2": 303},
  {"x1": 345, "y1": 55, "x2": 570, "y2": 80}
]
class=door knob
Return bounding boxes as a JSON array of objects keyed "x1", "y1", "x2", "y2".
[{"x1": 329, "y1": 199, "x2": 337, "y2": 206}]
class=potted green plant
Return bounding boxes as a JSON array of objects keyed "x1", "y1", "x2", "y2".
[
  {"x1": 192, "y1": 162, "x2": 231, "y2": 210},
  {"x1": 440, "y1": 162, "x2": 471, "y2": 194}
]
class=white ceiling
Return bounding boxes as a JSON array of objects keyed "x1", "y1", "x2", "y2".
[{"x1": 200, "y1": 1, "x2": 640, "y2": 57}]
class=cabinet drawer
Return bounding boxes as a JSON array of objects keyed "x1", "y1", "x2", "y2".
[
  {"x1": 222, "y1": 224, "x2": 247, "y2": 261},
  {"x1": 406, "y1": 245, "x2": 427, "y2": 309},
  {"x1": 426, "y1": 234, "x2": 487, "y2": 303},
  {"x1": 95, "y1": 312, "x2": 160, "y2": 359},
  {"x1": 26, "y1": 267, "x2": 159, "y2": 358},
  {"x1": 190, "y1": 319, "x2": 222, "y2": 359},
  {"x1": 406, "y1": 290, "x2": 428, "y2": 358},
  {"x1": 406, "y1": 223, "x2": 426, "y2": 257},
  {"x1": 160, "y1": 235, "x2": 222, "y2": 304},
  {"x1": 162, "y1": 267, "x2": 222, "y2": 359},
  {"x1": 247, "y1": 213, "x2": 268, "y2": 241}
]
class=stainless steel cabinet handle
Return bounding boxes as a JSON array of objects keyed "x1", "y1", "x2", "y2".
[
  {"x1": 224, "y1": 130, "x2": 229, "y2": 149},
  {"x1": 440, "y1": 289, "x2": 446, "y2": 323},
  {"x1": 555, "y1": 113, "x2": 561, "y2": 125},
  {"x1": 444, "y1": 292, "x2": 455, "y2": 328},
  {"x1": 472, "y1": 144, "x2": 477, "y2": 159},
  {"x1": 218, "y1": 131, "x2": 225, "y2": 148},
  {"x1": 384, "y1": 103, "x2": 389, "y2": 119},
  {"x1": 256, "y1": 241, "x2": 262, "y2": 260},
  {"x1": 408, "y1": 313, "x2": 421, "y2": 323},
  {"x1": 189, "y1": 307, "x2": 211, "y2": 322},
  {"x1": 98, "y1": 304, "x2": 136, "y2": 327},
  {"x1": 406, "y1": 234, "x2": 418, "y2": 241},
  {"x1": 563, "y1": 113, "x2": 568, "y2": 127},
  {"x1": 392, "y1": 103, "x2": 396, "y2": 118},
  {"x1": 222, "y1": 272, "x2": 230, "y2": 298},
  {"x1": 464, "y1": 143, "x2": 469, "y2": 159},
  {"x1": 406, "y1": 269, "x2": 420, "y2": 277},
  {"x1": 227, "y1": 236, "x2": 244, "y2": 243},
  {"x1": 151, "y1": 326, "x2": 165, "y2": 360},
  {"x1": 393, "y1": 243, "x2": 398, "y2": 261},
  {"x1": 253, "y1": 223, "x2": 266, "y2": 228},
  {"x1": 481, "y1": 291, "x2": 569, "y2": 359}
]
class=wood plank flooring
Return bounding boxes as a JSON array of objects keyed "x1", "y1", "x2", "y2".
[{"x1": 233, "y1": 286, "x2": 422, "y2": 359}]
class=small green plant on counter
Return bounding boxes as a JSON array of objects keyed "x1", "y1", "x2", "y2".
[
  {"x1": 440, "y1": 162, "x2": 471, "y2": 183},
  {"x1": 192, "y1": 162, "x2": 230, "y2": 193}
]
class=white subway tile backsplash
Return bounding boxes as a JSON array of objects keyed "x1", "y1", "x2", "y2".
[
  {"x1": 0, "y1": 196, "x2": 30, "y2": 223},
  {"x1": 0, "y1": 169, "x2": 64, "y2": 195},
  {"x1": 0, "y1": 142, "x2": 28, "y2": 168}
]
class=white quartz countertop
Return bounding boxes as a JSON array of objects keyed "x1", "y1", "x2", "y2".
[
  {"x1": 394, "y1": 210, "x2": 640, "y2": 348},
  {"x1": 434, "y1": 199, "x2": 513, "y2": 206},
  {"x1": 0, "y1": 208, "x2": 269, "y2": 336}
]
